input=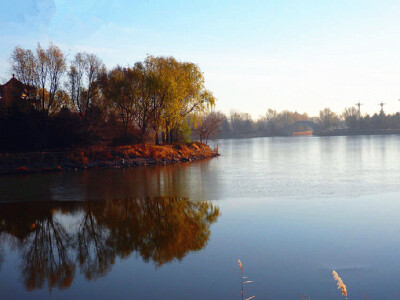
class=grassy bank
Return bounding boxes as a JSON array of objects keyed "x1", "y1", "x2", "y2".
[{"x1": 0, "y1": 142, "x2": 219, "y2": 176}]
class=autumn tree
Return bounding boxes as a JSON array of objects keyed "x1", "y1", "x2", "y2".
[
  {"x1": 165, "y1": 61, "x2": 215, "y2": 142},
  {"x1": 145, "y1": 55, "x2": 215, "y2": 144},
  {"x1": 99, "y1": 67, "x2": 134, "y2": 140},
  {"x1": 144, "y1": 55, "x2": 180, "y2": 144},
  {"x1": 100, "y1": 65, "x2": 154, "y2": 142}
]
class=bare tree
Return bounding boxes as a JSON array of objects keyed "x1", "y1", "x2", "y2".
[
  {"x1": 10, "y1": 44, "x2": 67, "y2": 113},
  {"x1": 342, "y1": 106, "x2": 359, "y2": 129},
  {"x1": 319, "y1": 108, "x2": 339, "y2": 130},
  {"x1": 36, "y1": 44, "x2": 49, "y2": 111},
  {"x1": 67, "y1": 52, "x2": 104, "y2": 119},
  {"x1": 46, "y1": 44, "x2": 67, "y2": 114},
  {"x1": 192, "y1": 111, "x2": 224, "y2": 144},
  {"x1": 25, "y1": 43, "x2": 66, "y2": 114},
  {"x1": 10, "y1": 47, "x2": 37, "y2": 87},
  {"x1": 67, "y1": 53, "x2": 86, "y2": 113}
]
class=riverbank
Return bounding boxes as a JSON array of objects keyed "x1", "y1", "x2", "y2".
[{"x1": 0, "y1": 142, "x2": 219, "y2": 176}]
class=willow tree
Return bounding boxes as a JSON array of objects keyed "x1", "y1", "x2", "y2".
[
  {"x1": 144, "y1": 55, "x2": 180, "y2": 144},
  {"x1": 165, "y1": 61, "x2": 215, "y2": 142},
  {"x1": 145, "y1": 55, "x2": 215, "y2": 144}
]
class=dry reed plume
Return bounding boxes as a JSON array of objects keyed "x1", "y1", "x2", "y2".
[
  {"x1": 237, "y1": 259, "x2": 254, "y2": 300},
  {"x1": 332, "y1": 270, "x2": 348, "y2": 299}
]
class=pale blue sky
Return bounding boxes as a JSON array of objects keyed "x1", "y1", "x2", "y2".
[{"x1": 1, "y1": 0, "x2": 400, "y2": 117}]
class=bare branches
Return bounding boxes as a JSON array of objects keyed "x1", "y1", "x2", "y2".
[
  {"x1": 10, "y1": 43, "x2": 67, "y2": 114},
  {"x1": 192, "y1": 111, "x2": 224, "y2": 144}
]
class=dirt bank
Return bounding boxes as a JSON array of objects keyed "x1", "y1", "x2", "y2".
[{"x1": 0, "y1": 142, "x2": 219, "y2": 176}]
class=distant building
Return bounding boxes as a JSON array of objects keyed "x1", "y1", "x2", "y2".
[{"x1": 0, "y1": 75, "x2": 38, "y2": 107}]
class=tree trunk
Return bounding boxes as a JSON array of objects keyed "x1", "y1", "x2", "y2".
[
  {"x1": 166, "y1": 127, "x2": 169, "y2": 144},
  {"x1": 169, "y1": 129, "x2": 173, "y2": 144},
  {"x1": 154, "y1": 128, "x2": 159, "y2": 145},
  {"x1": 141, "y1": 125, "x2": 146, "y2": 144}
]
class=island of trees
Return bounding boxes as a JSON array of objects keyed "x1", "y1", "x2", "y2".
[{"x1": 0, "y1": 44, "x2": 216, "y2": 153}]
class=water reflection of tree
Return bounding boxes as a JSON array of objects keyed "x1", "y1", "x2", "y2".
[
  {"x1": 0, "y1": 197, "x2": 219, "y2": 291},
  {"x1": 0, "y1": 202, "x2": 78, "y2": 291},
  {"x1": 97, "y1": 197, "x2": 219, "y2": 266},
  {"x1": 76, "y1": 202, "x2": 114, "y2": 280},
  {"x1": 22, "y1": 217, "x2": 75, "y2": 291}
]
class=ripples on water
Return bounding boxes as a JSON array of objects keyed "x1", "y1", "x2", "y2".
[{"x1": 1, "y1": 135, "x2": 400, "y2": 299}]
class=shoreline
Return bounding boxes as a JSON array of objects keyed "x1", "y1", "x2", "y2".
[
  {"x1": 0, "y1": 142, "x2": 219, "y2": 176},
  {"x1": 217, "y1": 129, "x2": 400, "y2": 139}
]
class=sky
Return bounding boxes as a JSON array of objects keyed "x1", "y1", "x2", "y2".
[{"x1": 1, "y1": 0, "x2": 400, "y2": 118}]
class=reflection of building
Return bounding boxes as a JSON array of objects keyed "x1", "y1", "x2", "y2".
[{"x1": 0, "y1": 75, "x2": 37, "y2": 107}]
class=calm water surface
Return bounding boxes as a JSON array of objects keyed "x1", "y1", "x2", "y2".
[{"x1": 1, "y1": 136, "x2": 400, "y2": 299}]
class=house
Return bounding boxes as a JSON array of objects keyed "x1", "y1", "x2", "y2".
[{"x1": 0, "y1": 75, "x2": 38, "y2": 107}]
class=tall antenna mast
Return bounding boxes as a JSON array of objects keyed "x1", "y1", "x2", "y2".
[
  {"x1": 378, "y1": 102, "x2": 386, "y2": 114},
  {"x1": 355, "y1": 102, "x2": 363, "y2": 118}
]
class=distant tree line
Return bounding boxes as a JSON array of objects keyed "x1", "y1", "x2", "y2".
[
  {"x1": 195, "y1": 107, "x2": 400, "y2": 140},
  {"x1": 0, "y1": 44, "x2": 215, "y2": 152}
]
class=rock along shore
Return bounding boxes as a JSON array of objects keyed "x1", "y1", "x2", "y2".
[{"x1": 0, "y1": 142, "x2": 219, "y2": 176}]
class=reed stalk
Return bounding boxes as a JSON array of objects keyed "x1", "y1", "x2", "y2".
[{"x1": 237, "y1": 259, "x2": 254, "y2": 300}]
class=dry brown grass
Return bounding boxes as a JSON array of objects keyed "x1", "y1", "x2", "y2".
[
  {"x1": 0, "y1": 142, "x2": 217, "y2": 175},
  {"x1": 68, "y1": 142, "x2": 216, "y2": 163},
  {"x1": 332, "y1": 270, "x2": 348, "y2": 299}
]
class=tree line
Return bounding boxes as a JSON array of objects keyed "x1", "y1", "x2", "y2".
[
  {"x1": 0, "y1": 44, "x2": 215, "y2": 152},
  {"x1": 193, "y1": 107, "x2": 400, "y2": 140}
]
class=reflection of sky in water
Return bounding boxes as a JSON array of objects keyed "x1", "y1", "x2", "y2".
[
  {"x1": 212, "y1": 194, "x2": 400, "y2": 299},
  {"x1": 1, "y1": 135, "x2": 400, "y2": 299}
]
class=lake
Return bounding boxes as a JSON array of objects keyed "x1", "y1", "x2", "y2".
[{"x1": 1, "y1": 135, "x2": 400, "y2": 299}]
